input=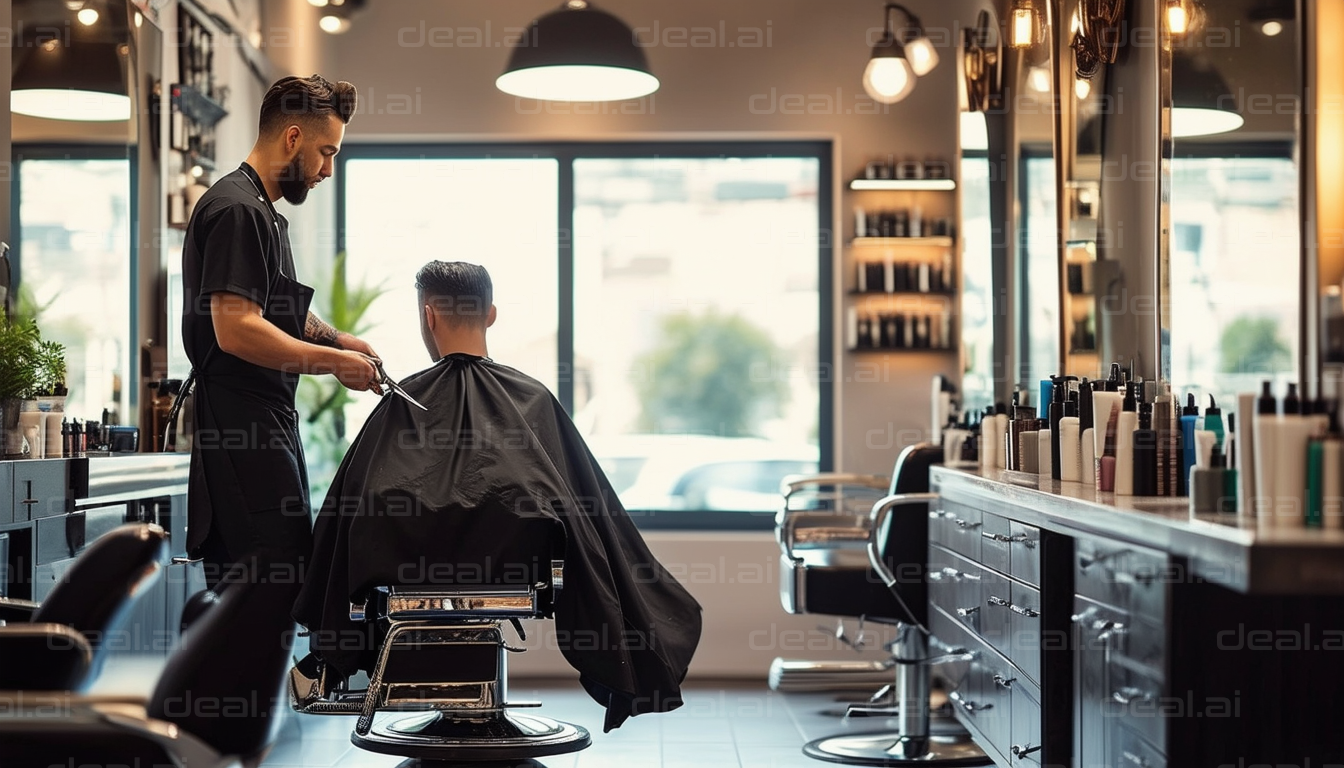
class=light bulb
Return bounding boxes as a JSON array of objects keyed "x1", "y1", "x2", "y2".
[
  {"x1": 863, "y1": 56, "x2": 916, "y2": 104},
  {"x1": 319, "y1": 14, "x2": 350, "y2": 34},
  {"x1": 77, "y1": 7, "x2": 98, "y2": 25},
  {"x1": 1011, "y1": 3, "x2": 1034, "y2": 48},
  {"x1": 307, "y1": 0, "x2": 329, "y2": 6},
  {"x1": 1075, "y1": 78, "x2": 1091, "y2": 99},
  {"x1": 1261, "y1": 20, "x2": 1283, "y2": 36},
  {"x1": 905, "y1": 36, "x2": 939, "y2": 77},
  {"x1": 1029, "y1": 66, "x2": 1051, "y2": 93},
  {"x1": 1167, "y1": 0, "x2": 1188, "y2": 35}
]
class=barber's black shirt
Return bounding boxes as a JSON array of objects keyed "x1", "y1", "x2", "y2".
[{"x1": 181, "y1": 163, "x2": 302, "y2": 407}]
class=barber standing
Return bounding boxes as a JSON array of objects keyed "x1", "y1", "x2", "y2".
[{"x1": 182, "y1": 75, "x2": 381, "y2": 590}]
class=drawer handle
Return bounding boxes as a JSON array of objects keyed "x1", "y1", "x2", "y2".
[
  {"x1": 1009, "y1": 603, "x2": 1040, "y2": 618},
  {"x1": 1122, "y1": 750, "x2": 1152, "y2": 768},
  {"x1": 987, "y1": 595, "x2": 1010, "y2": 608},
  {"x1": 1011, "y1": 744, "x2": 1042, "y2": 760},
  {"x1": 1080, "y1": 548, "x2": 1132, "y2": 570},
  {"x1": 1096, "y1": 621, "x2": 1127, "y2": 642},
  {"x1": 956, "y1": 606, "x2": 980, "y2": 617},
  {"x1": 992, "y1": 674, "x2": 1016, "y2": 689},
  {"x1": 1009, "y1": 533, "x2": 1037, "y2": 548},
  {"x1": 954, "y1": 518, "x2": 982, "y2": 530},
  {"x1": 939, "y1": 567, "x2": 980, "y2": 583},
  {"x1": 949, "y1": 692, "x2": 993, "y2": 714},
  {"x1": 981, "y1": 531, "x2": 1011, "y2": 542},
  {"x1": 1111, "y1": 686, "x2": 1154, "y2": 705}
]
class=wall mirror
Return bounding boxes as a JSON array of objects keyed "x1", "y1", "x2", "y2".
[
  {"x1": 1009, "y1": 0, "x2": 1060, "y2": 394},
  {"x1": 10, "y1": 0, "x2": 162, "y2": 427},
  {"x1": 1165, "y1": 0, "x2": 1301, "y2": 406}
]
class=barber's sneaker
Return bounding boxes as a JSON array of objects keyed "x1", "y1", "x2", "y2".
[{"x1": 288, "y1": 658, "x2": 325, "y2": 711}]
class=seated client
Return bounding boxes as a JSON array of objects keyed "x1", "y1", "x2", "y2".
[{"x1": 293, "y1": 261, "x2": 702, "y2": 732}]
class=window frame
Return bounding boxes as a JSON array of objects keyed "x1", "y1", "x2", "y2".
[{"x1": 334, "y1": 140, "x2": 834, "y2": 530}]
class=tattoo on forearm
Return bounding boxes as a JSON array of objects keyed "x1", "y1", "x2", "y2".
[{"x1": 305, "y1": 312, "x2": 340, "y2": 347}]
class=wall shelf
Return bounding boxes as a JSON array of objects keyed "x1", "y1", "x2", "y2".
[
  {"x1": 850, "y1": 179, "x2": 956, "y2": 192},
  {"x1": 851, "y1": 236, "x2": 955, "y2": 247},
  {"x1": 847, "y1": 347, "x2": 956, "y2": 354}
]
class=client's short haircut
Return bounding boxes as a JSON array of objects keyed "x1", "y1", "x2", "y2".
[
  {"x1": 258, "y1": 75, "x2": 357, "y2": 136},
  {"x1": 415, "y1": 261, "x2": 493, "y2": 326}
]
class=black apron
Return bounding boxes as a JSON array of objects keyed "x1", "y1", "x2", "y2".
[{"x1": 184, "y1": 165, "x2": 315, "y2": 580}]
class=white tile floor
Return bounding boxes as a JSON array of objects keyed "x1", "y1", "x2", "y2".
[{"x1": 89, "y1": 655, "x2": 927, "y2": 768}]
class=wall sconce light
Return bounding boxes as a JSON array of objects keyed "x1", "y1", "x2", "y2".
[
  {"x1": 1010, "y1": 0, "x2": 1035, "y2": 48},
  {"x1": 1166, "y1": 0, "x2": 1188, "y2": 35},
  {"x1": 862, "y1": 3, "x2": 939, "y2": 104},
  {"x1": 1072, "y1": 0, "x2": 1125, "y2": 79},
  {"x1": 497, "y1": 1, "x2": 658, "y2": 102},
  {"x1": 1249, "y1": 0, "x2": 1294, "y2": 37},
  {"x1": 963, "y1": 9, "x2": 1002, "y2": 113}
]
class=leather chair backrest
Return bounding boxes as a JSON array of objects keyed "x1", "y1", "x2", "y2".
[
  {"x1": 147, "y1": 556, "x2": 295, "y2": 761},
  {"x1": 32, "y1": 523, "x2": 167, "y2": 643},
  {"x1": 876, "y1": 443, "x2": 944, "y2": 626}
]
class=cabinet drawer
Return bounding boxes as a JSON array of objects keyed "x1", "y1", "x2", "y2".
[
  {"x1": 980, "y1": 567, "x2": 1013, "y2": 654},
  {"x1": 980, "y1": 512, "x2": 1011, "y2": 574},
  {"x1": 0, "y1": 465, "x2": 12, "y2": 526},
  {"x1": 1076, "y1": 537, "x2": 1167, "y2": 621},
  {"x1": 1115, "y1": 723, "x2": 1166, "y2": 768},
  {"x1": 1009, "y1": 684, "x2": 1044, "y2": 767},
  {"x1": 931, "y1": 502, "x2": 981, "y2": 561},
  {"x1": 1009, "y1": 580, "x2": 1043, "y2": 684},
  {"x1": 84, "y1": 504, "x2": 129, "y2": 546},
  {"x1": 35, "y1": 513, "x2": 82, "y2": 565},
  {"x1": 1008, "y1": 521, "x2": 1041, "y2": 586},
  {"x1": 33, "y1": 556, "x2": 77, "y2": 602},
  {"x1": 1125, "y1": 550, "x2": 1167, "y2": 624},
  {"x1": 929, "y1": 546, "x2": 985, "y2": 636},
  {"x1": 1108, "y1": 657, "x2": 1166, "y2": 750},
  {"x1": 932, "y1": 608, "x2": 1010, "y2": 755},
  {"x1": 15, "y1": 461, "x2": 68, "y2": 520},
  {"x1": 1121, "y1": 615, "x2": 1166, "y2": 678}
]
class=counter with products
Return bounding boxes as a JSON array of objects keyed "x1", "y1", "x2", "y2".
[
  {"x1": 1, "y1": 454, "x2": 195, "y2": 656},
  {"x1": 928, "y1": 463, "x2": 1344, "y2": 767}
]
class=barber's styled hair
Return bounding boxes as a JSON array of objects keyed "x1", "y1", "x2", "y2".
[
  {"x1": 416, "y1": 261, "x2": 494, "y2": 326},
  {"x1": 258, "y1": 74, "x2": 357, "y2": 136}
]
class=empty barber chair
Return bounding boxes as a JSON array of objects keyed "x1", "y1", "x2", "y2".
[
  {"x1": 778, "y1": 444, "x2": 990, "y2": 765},
  {"x1": 0, "y1": 556, "x2": 297, "y2": 767},
  {"x1": 291, "y1": 533, "x2": 591, "y2": 762},
  {"x1": 0, "y1": 522, "x2": 168, "y2": 691}
]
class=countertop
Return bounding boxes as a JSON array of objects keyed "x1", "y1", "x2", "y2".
[
  {"x1": 76, "y1": 452, "x2": 190, "y2": 506},
  {"x1": 932, "y1": 463, "x2": 1344, "y2": 594}
]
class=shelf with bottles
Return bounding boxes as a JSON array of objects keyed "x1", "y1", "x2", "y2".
[
  {"x1": 852, "y1": 253, "x2": 956, "y2": 296},
  {"x1": 845, "y1": 307, "x2": 955, "y2": 353}
]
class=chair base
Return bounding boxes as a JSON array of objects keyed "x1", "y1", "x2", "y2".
[
  {"x1": 802, "y1": 730, "x2": 992, "y2": 766},
  {"x1": 351, "y1": 710, "x2": 591, "y2": 761}
]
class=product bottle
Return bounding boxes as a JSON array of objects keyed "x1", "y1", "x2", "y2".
[
  {"x1": 1284, "y1": 382, "x2": 1301, "y2": 415},
  {"x1": 1322, "y1": 421, "x2": 1342, "y2": 530},
  {"x1": 1190, "y1": 446, "x2": 1230, "y2": 516},
  {"x1": 1224, "y1": 413, "x2": 1240, "y2": 515},
  {"x1": 1180, "y1": 393, "x2": 1200, "y2": 498},
  {"x1": 1079, "y1": 379, "x2": 1096, "y2": 487},
  {"x1": 1061, "y1": 395, "x2": 1082, "y2": 483},
  {"x1": 1205, "y1": 395, "x2": 1225, "y2": 450},
  {"x1": 1253, "y1": 381, "x2": 1280, "y2": 521},
  {"x1": 1115, "y1": 387, "x2": 1139, "y2": 496},
  {"x1": 1134, "y1": 403, "x2": 1157, "y2": 496}
]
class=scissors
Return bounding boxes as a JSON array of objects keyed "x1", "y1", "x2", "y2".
[{"x1": 374, "y1": 360, "x2": 428, "y2": 411}]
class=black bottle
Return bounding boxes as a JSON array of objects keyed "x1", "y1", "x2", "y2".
[
  {"x1": 1283, "y1": 383, "x2": 1301, "y2": 415},
  {"x1": 1258, "y1": 380, "x2": 1277, "y2": 415},
  {"x1": 1133, "y1": 403, "x2": 1157, "y2": 496}
]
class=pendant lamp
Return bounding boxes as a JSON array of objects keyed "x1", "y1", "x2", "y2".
[
  {"x1": 862, "y1": 4, "x2": 939, "y2": 105},
  {"x1": 12, "y1": 27, "x2": 130, "y2": 122},
  {"x1": 1171, "y1": 51, "x2": 1243, "y2": 138},
  {"x1": 497, "y1": 0, "x2": 658, "y2": 102}
]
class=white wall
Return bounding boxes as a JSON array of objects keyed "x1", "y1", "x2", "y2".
[{"x1": 282, "y1": 0, "x2": 984, "y2": 678}]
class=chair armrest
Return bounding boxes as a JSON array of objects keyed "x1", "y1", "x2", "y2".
[
  {"x1": 867, "y1": 493, "x2": 938, "y2": 588},
  {"x1": 0, "y1": 596, "x2": 40, "y2": 624},
  {"x1": 0, "y1": 623, "x2": 93, "y2": 691},
  {"x1": 780, "y1": 472, "x2": 889, "y2": 496}
]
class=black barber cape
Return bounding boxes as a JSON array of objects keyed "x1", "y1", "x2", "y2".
[{"x1": 294, "y1": 353, "x2": 702, "y2": 731}]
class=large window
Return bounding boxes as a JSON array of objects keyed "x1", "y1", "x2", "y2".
[
  {"x1": 336, "y1": 144, "x2": 831, "y2": 528},
  {"x1": 15, "y1": 153, "x2": 132, "y2": 423},
  {"x1": 1021, "y1": 152, "x2": 1061, "y2": 389},
  {"x1": 1169, "y1": 153, "x2": 1298, "y2": 406}
]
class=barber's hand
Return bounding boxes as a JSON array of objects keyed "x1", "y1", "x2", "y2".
[
  {"x1": 332, "y1": 350, "x2": 383, "y2": 394},
  {"x1": 336, "y1": 331, "x2": 379, "y2": 361}
]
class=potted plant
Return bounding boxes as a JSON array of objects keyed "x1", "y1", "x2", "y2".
[
  {"x1": 33, "y1": 338, "x2": 68, "y2": 401},
  {"x1": 0, "y1": 318, "x2": 41, "y2": 457}
]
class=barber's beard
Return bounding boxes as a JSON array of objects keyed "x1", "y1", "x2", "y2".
[{"x1": 278, "y1": 155, "x2": 310, "y2": 205}]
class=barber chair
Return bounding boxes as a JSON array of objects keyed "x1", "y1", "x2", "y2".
[
  {"x1": 0, "y1": 522, "x2": 168, "y2": 691},
  {"x1": 0, "y1": 555, "x2": 297, "y2": 767},
  {"x1": 291, "y1": 535, "x2": 592, "y2": 762},
  {"x1": 778, "y1": 444, "x2": 990, "y2": 766}
]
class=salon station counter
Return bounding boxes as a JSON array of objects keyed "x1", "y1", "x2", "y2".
[
  {"x1": 0, "y1": 453, "x2": 196, "y2": 655},
  {"x1": 927, "y1": 464, "x2": 1344, "y2": 767}
]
